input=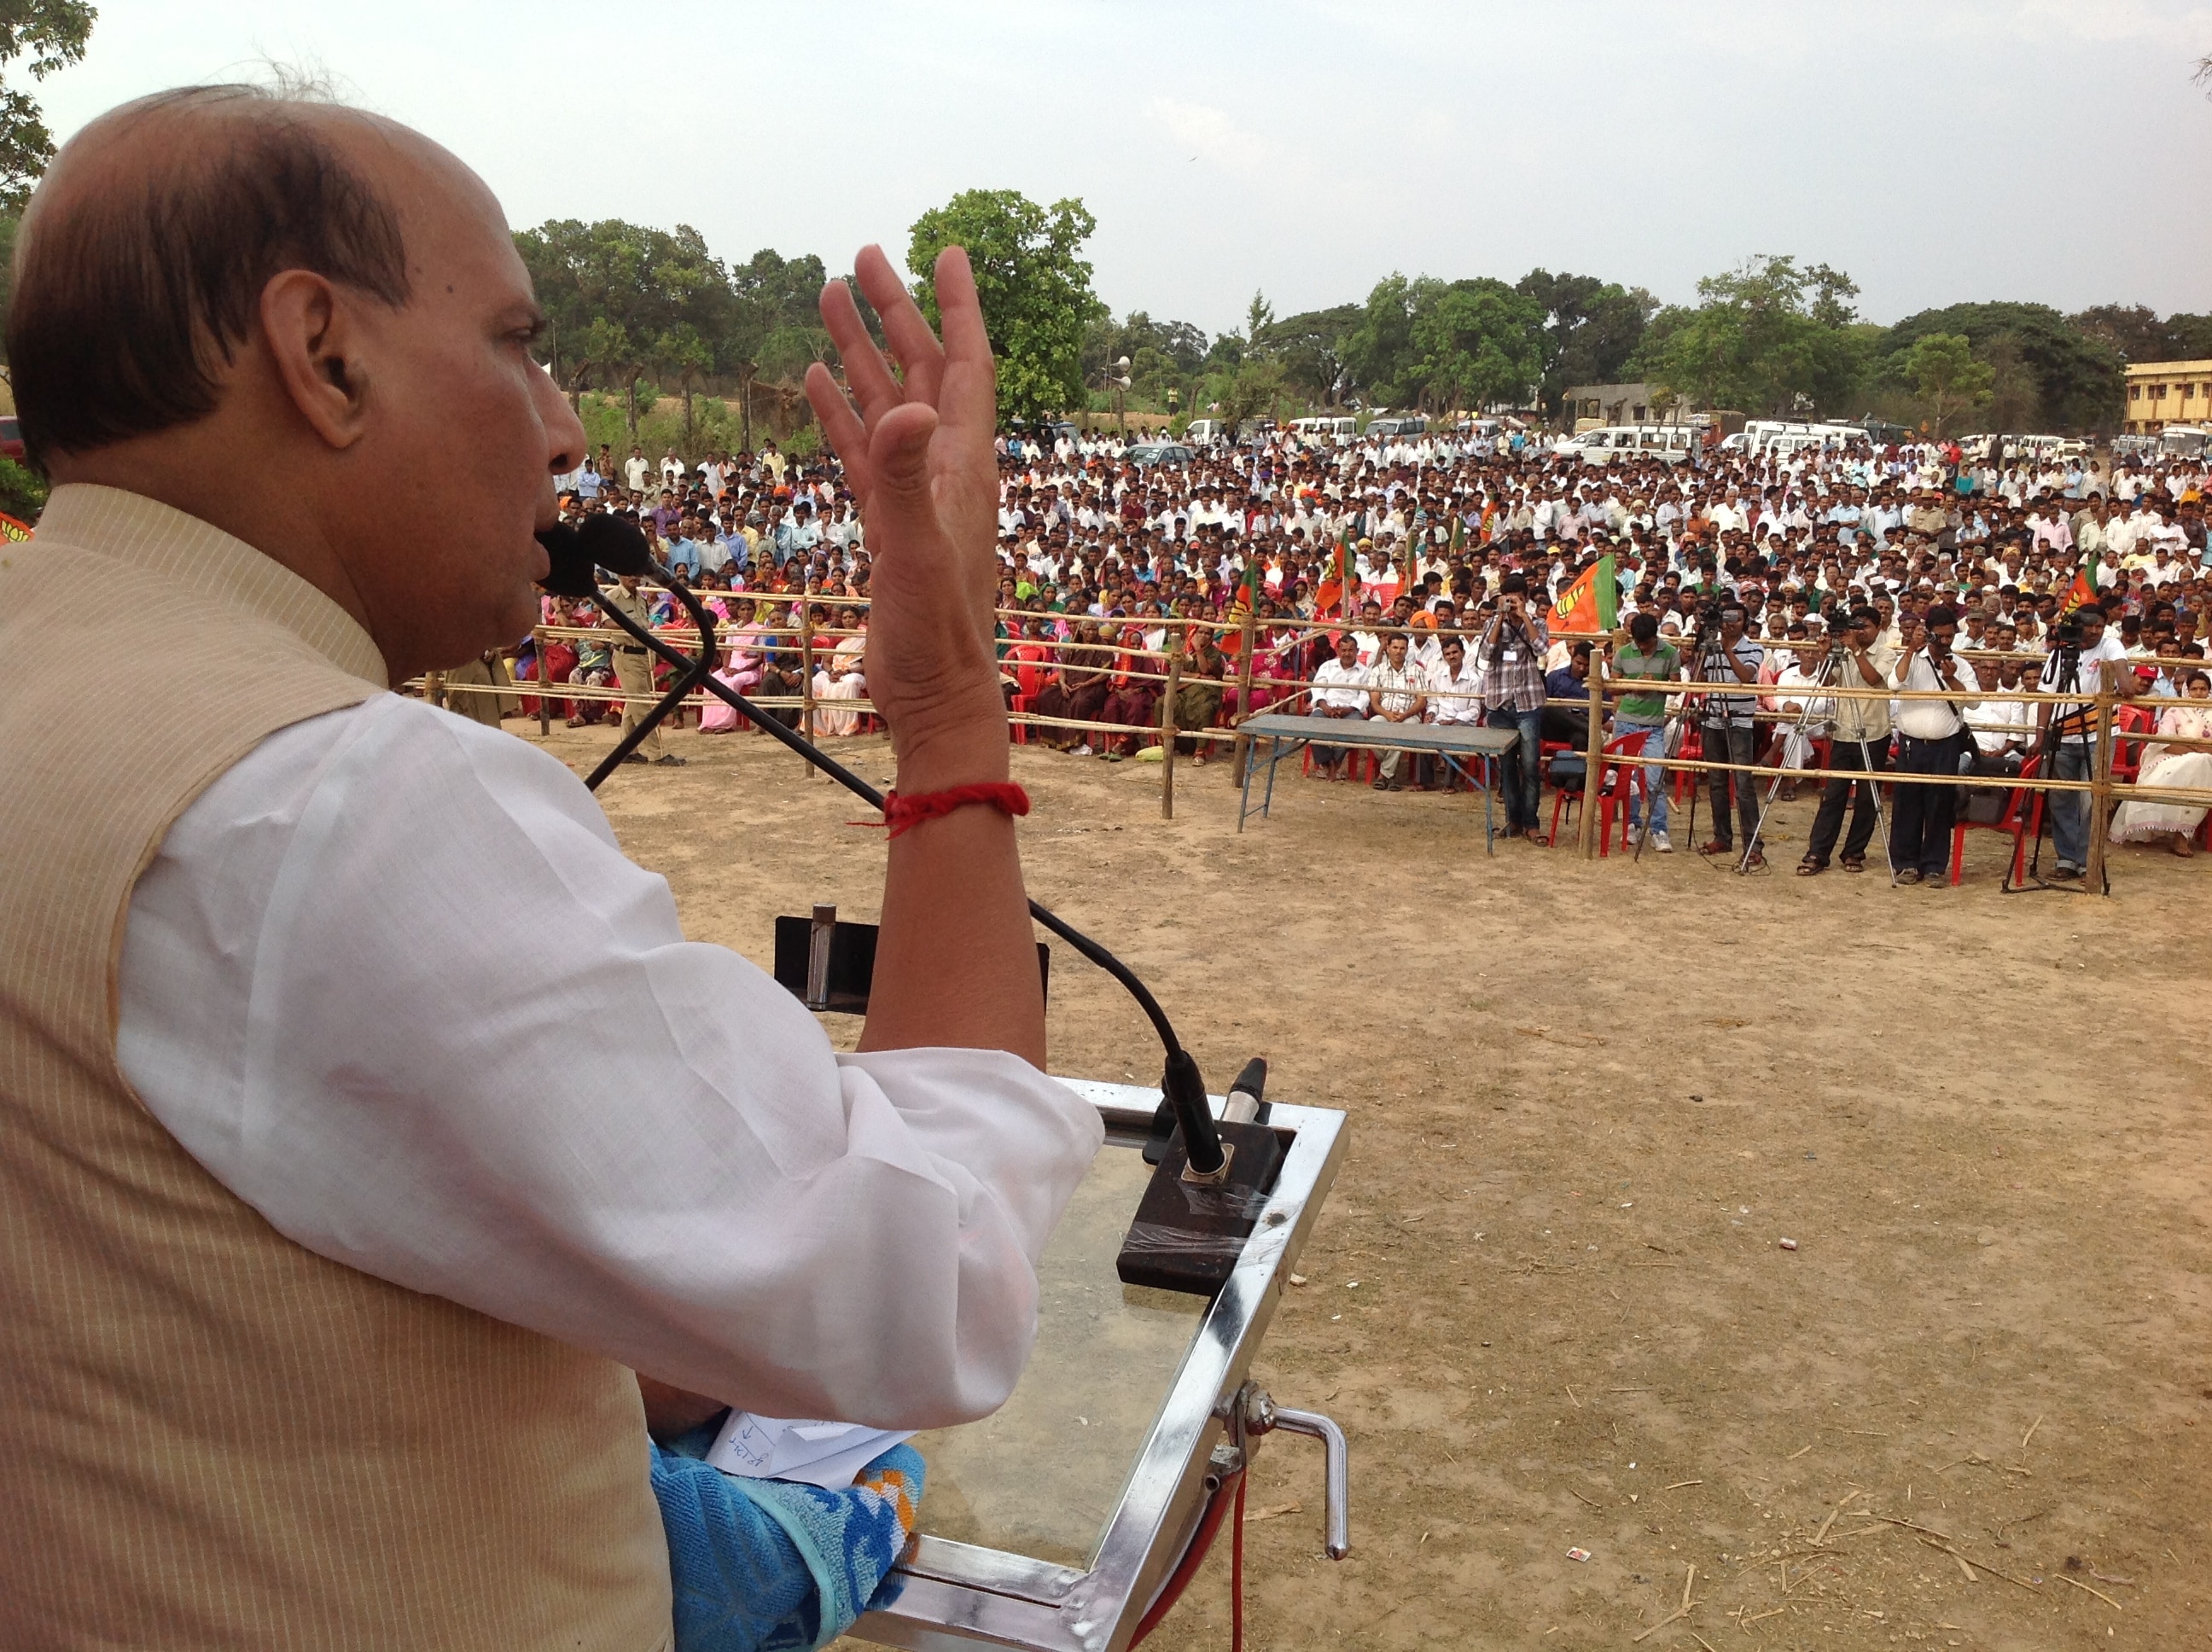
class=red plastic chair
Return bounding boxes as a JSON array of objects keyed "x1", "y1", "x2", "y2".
[
  {"x1": 1301, "y1": 743, "x2": 1376, "y2": 782},
  {"x1": 1595, "y1": 732, "x2": 1656, "y2": 858},
  {"x1": 1008, "y1": 692, "x2": 1035, "y2": 745},
  {"x1": 2111, "y1": 703, "x2": 2154, "y2": 785},
  {"x1": 1948, "y1": 754, "x2": 2040, "y2": 887},
  {"x1": 1674, "y1": 726, "x2": 1703, "y2": 804}
]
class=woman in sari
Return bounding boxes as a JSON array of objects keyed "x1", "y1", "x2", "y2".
[
  {"x1": 812, "y1": 608, "x2": 870, "y2": 736},
  {"x1": 1170, "y1": 620, "x2": 1229, "y2": 763},
  {"x1": 1033, "y1": 619, "x2": 1112, "y2": 753},
  {"x1": 1097, "y1": 613, "x2": 1161, "y2": 760},
  {"x1": 700, "y1": 598, "x2": 765, "y2": 734},
  {"x1": 2110, "y1": 669, "x2": 2212, "y2": 856}
]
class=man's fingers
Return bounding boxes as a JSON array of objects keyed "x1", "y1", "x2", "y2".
[
  {"x1": 864, "y1": 402, "x2": 942, "y2": 549},
  {"x1": 853, "y1": 244, "x2": 946, "y2": 410},
  {"x1": 930, "y1": 246, "x2": 998, "y2": 436},
  {"x1": 819, "y1": 276, "x2": 904, "y2": 425},
  {"x1": 805, "y1": 362, "x2": 874, "y2": 497}
]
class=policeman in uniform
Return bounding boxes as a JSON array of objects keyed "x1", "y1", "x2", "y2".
[{"x1": 601, "y1": 570, "x2": 684, "y2": 765}]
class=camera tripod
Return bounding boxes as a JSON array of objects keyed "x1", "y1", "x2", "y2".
[
  {"x1": 1737, "y1": 633, "x2": 1894, "y2": 877},
  {"x1": 2009, "y1": 637, "x2": 2107, "y2": 895}
]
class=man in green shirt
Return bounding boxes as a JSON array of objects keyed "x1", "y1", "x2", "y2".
[{"x1": 1609, "y1": 611, "x2": 1680, "y2": 852}]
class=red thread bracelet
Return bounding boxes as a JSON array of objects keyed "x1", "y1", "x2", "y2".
[{"x1": 874, "y1": 782, "x2": 1031, "y2": 840}]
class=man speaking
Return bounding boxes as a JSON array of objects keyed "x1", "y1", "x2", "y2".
[{"x1": 0, "y1": 86, "x2": 1101, "y2": 1648}]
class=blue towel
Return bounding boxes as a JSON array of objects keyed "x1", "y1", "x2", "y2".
[{"x1": 650, "y1": 1424, "x2": 923, "y2": 1652}]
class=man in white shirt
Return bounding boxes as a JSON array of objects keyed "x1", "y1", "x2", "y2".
[
  {"x1": 1887, "y1": 603, "x2": 1978, "y2": 885},
  {"x1": 1426, "y1": 635, "x2": 1481, "y2": 725},
  {"x1": 1308, "y1": 631, "x2": 1370, "y2": 779}
]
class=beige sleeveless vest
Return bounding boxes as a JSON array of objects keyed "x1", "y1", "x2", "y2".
[{"x1": 0, "y1": 486, "x2": 671, "y2": 1649}]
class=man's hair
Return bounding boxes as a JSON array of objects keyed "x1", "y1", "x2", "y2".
[
  {"x1": 1924, "y1": 603, "x2": 1961, "y2": 630},
  {"x1": 9, "y1": 84, "x2": 411, "y2": 464},
  {"x1": 1628, "y1": 611, "x2": 1659, "y2": 645}
]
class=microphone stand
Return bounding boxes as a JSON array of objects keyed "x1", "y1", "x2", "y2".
[
  {"x1": 580, "y1": 562, "x2": 1227, "y2": 1176},
  {"x1": 584, "y1": 573, "x2": 719, "y2": 789}
]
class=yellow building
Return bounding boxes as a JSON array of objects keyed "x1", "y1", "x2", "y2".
[{"x1": 2122, "y1": 358, "x2": 2212, "y2": 433}]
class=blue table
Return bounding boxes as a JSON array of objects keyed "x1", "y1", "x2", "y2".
[{"x1": 1236, "y1": 714, "x2": 1522, "y2": 851}]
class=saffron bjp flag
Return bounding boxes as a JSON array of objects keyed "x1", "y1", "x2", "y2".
[
  {"x1": 1221, "y1": 556, "x2": 1264, "y2": 655},
  {"x1": 2064, "y1": 550, "x2": 2100, "y2": 612},
  {"x1": 1315, "y1": 532, "x2": 1355, "y2": 615},
  {"x1": 1549, "y1": 554, "x2": 1619, "y2": 634},
  {"x1": 0, "y1": 512, "x2": 31, "y2": 542}
]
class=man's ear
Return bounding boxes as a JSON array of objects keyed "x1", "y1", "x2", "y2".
[{"x1": 260, "y1": 270, "x2": 372, "y2": 450}]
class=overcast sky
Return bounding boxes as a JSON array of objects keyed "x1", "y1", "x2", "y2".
[{"x1": 33, "y1": 0, "x2": 2212, "y2": 337}]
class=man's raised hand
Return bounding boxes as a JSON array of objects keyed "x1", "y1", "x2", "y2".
[{"x1": 806, "y1": 246, "x2": 1005, "y2": 782}]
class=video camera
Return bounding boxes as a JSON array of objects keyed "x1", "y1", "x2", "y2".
[{"x1": 2051, "y1": 608, "x2": 2084, "y2": 651}]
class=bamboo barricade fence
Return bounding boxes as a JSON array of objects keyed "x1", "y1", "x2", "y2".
[{"x1": 439, "y1": 588, "x2": 2212, "y2": 863}]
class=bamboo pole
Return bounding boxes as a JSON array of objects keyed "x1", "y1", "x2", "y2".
[
  {"x1": 533, "y1": 626, "x2": 551, "y2": 736},
  {"x1": 797, "y1": 600, "x2": 816, "y2": 777},
  {"x1": 2086, "y1": 660, "x2": 2117, "y2": 891},
  {"x1": 1579, "y1": 653, "x2": 1606, "y2": 858},
  {"x1": 426, "y1": 670, "x2": 445, "y2": 709},
  {"x1": 1231, "y1": 602, "x2": 1259, "y2": 784},
  {"x1": 1160, "y1": 649, "x2": 1184, "y2": 820}
]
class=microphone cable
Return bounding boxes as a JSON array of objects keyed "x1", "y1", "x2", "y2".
[{"x1": 538, "y1": 520, "x2": 1222, "y2": 1170}]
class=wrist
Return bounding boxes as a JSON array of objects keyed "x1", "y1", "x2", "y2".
[{"x1": 893, "y1": 716, "x2": 1013, "y2": 793}]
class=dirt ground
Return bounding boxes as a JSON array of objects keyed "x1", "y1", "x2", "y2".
[{"x1": 519, "y1": 714, "x2": 2211, "y2": 1652}]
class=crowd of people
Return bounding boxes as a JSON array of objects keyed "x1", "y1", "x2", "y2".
[{"x1": 496, "y1": 422, "x2": 2212, "y2": 882}]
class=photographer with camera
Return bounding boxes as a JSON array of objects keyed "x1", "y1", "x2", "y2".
[
  {"x1": 1798, "y1": 603, "x2": 1895, "y2": 876},
  {"x1": 1691, "y1": 598, "x2": 1767, "y2": 866},
  {"x1": 1480, "y1": 573, "x2": 1550, "y2": 841},
  {"x1": 1887, "y1": 603, "x2": 1979, "y2": 886},
  {"x1": 2035, "y1": 600, "x2": 2134, "y2": 882}
]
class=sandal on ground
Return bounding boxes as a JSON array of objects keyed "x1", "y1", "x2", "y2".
[
  {"x1": 1743, "y1": 850, "x2": 1767, "y2": 870},
  {"x1": 1796, "y1": 858, "x2": 1825, "y2": 876},
  {"x1": 1698, "y1": 840, "x2": 1732, "y2": 857},
  {"x1": 1840, "y1": 854, "x2": 1866, "y2": 873}
]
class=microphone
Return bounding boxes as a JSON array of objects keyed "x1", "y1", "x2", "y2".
[{"x1": 538, "y1": 514, "x2": 651, "y2": 597}]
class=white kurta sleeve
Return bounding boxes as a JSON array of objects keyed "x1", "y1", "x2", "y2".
[{"x1": 116, "y1": 695, "x2": 1103, "y2": 1428}]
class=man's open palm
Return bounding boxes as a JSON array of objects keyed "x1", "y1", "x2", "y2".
[{"x1": 806, "y1": 246, "x2": 1004, "y2": 768}]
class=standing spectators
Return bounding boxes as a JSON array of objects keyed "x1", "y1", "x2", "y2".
[
  {"x1": 1801, "y1": 605, "x2": 1895, "y2": 875},
  {"x1": 1887, "y1": 603, "x2": 1976, "y2": 884},
  {"x1": 1481, "y1": 573, "x2": 1550, "y2": 840},
  {"x1": 1609, "y1": 613, "x2": 1678, "y2": 852},
  {"x1": 1694, "y1": 601, "x2": 1767, "y2": 865},
  {"x1": 2036, "y1": 602, "x2": 2136, "y2": 881}
]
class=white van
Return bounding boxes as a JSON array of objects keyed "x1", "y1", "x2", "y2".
[
  {"x1": 1291, "y1": 416, "x2": 1358, "y2": 442},
  {"x1": 1569, "y1": 424, "x2": 1697, "y2": 464},
  {"x1": 1183, "y1": 418, "x2": 1225, "y2": 445}
]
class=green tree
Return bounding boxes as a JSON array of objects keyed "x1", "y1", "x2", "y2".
[
  {"x1": 0, "y1": 0, "x2": 95, "y2": 211},
  {"x1": 1895, "y1": 333, "x2": 1993, "y2": 436},
  {"x1": 1878, "y1": 301, "x2": 2122, "y2": 430},
  {"x1": 1633, "y1": 255, "x2": 1867, "y2": 416},
  {"x1": 1255, "y1": 303, "x2": 1361, "y2": 406},
  {"x1": 907, "y1": 189, "x2": 1104, "y2": 425},
  {"x1": 515, "y1": 218, "x2": 733, "y2": 444},
  {"x1": 1515, "y1": 270, "x2": 1657, "y2": 413},
  {"x1": 1343, "y1": 273, "x2": 1424, "y2": 406},
  {"x1": 1409, "y1": 278, "x2": 1545, "y2": 413}
]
